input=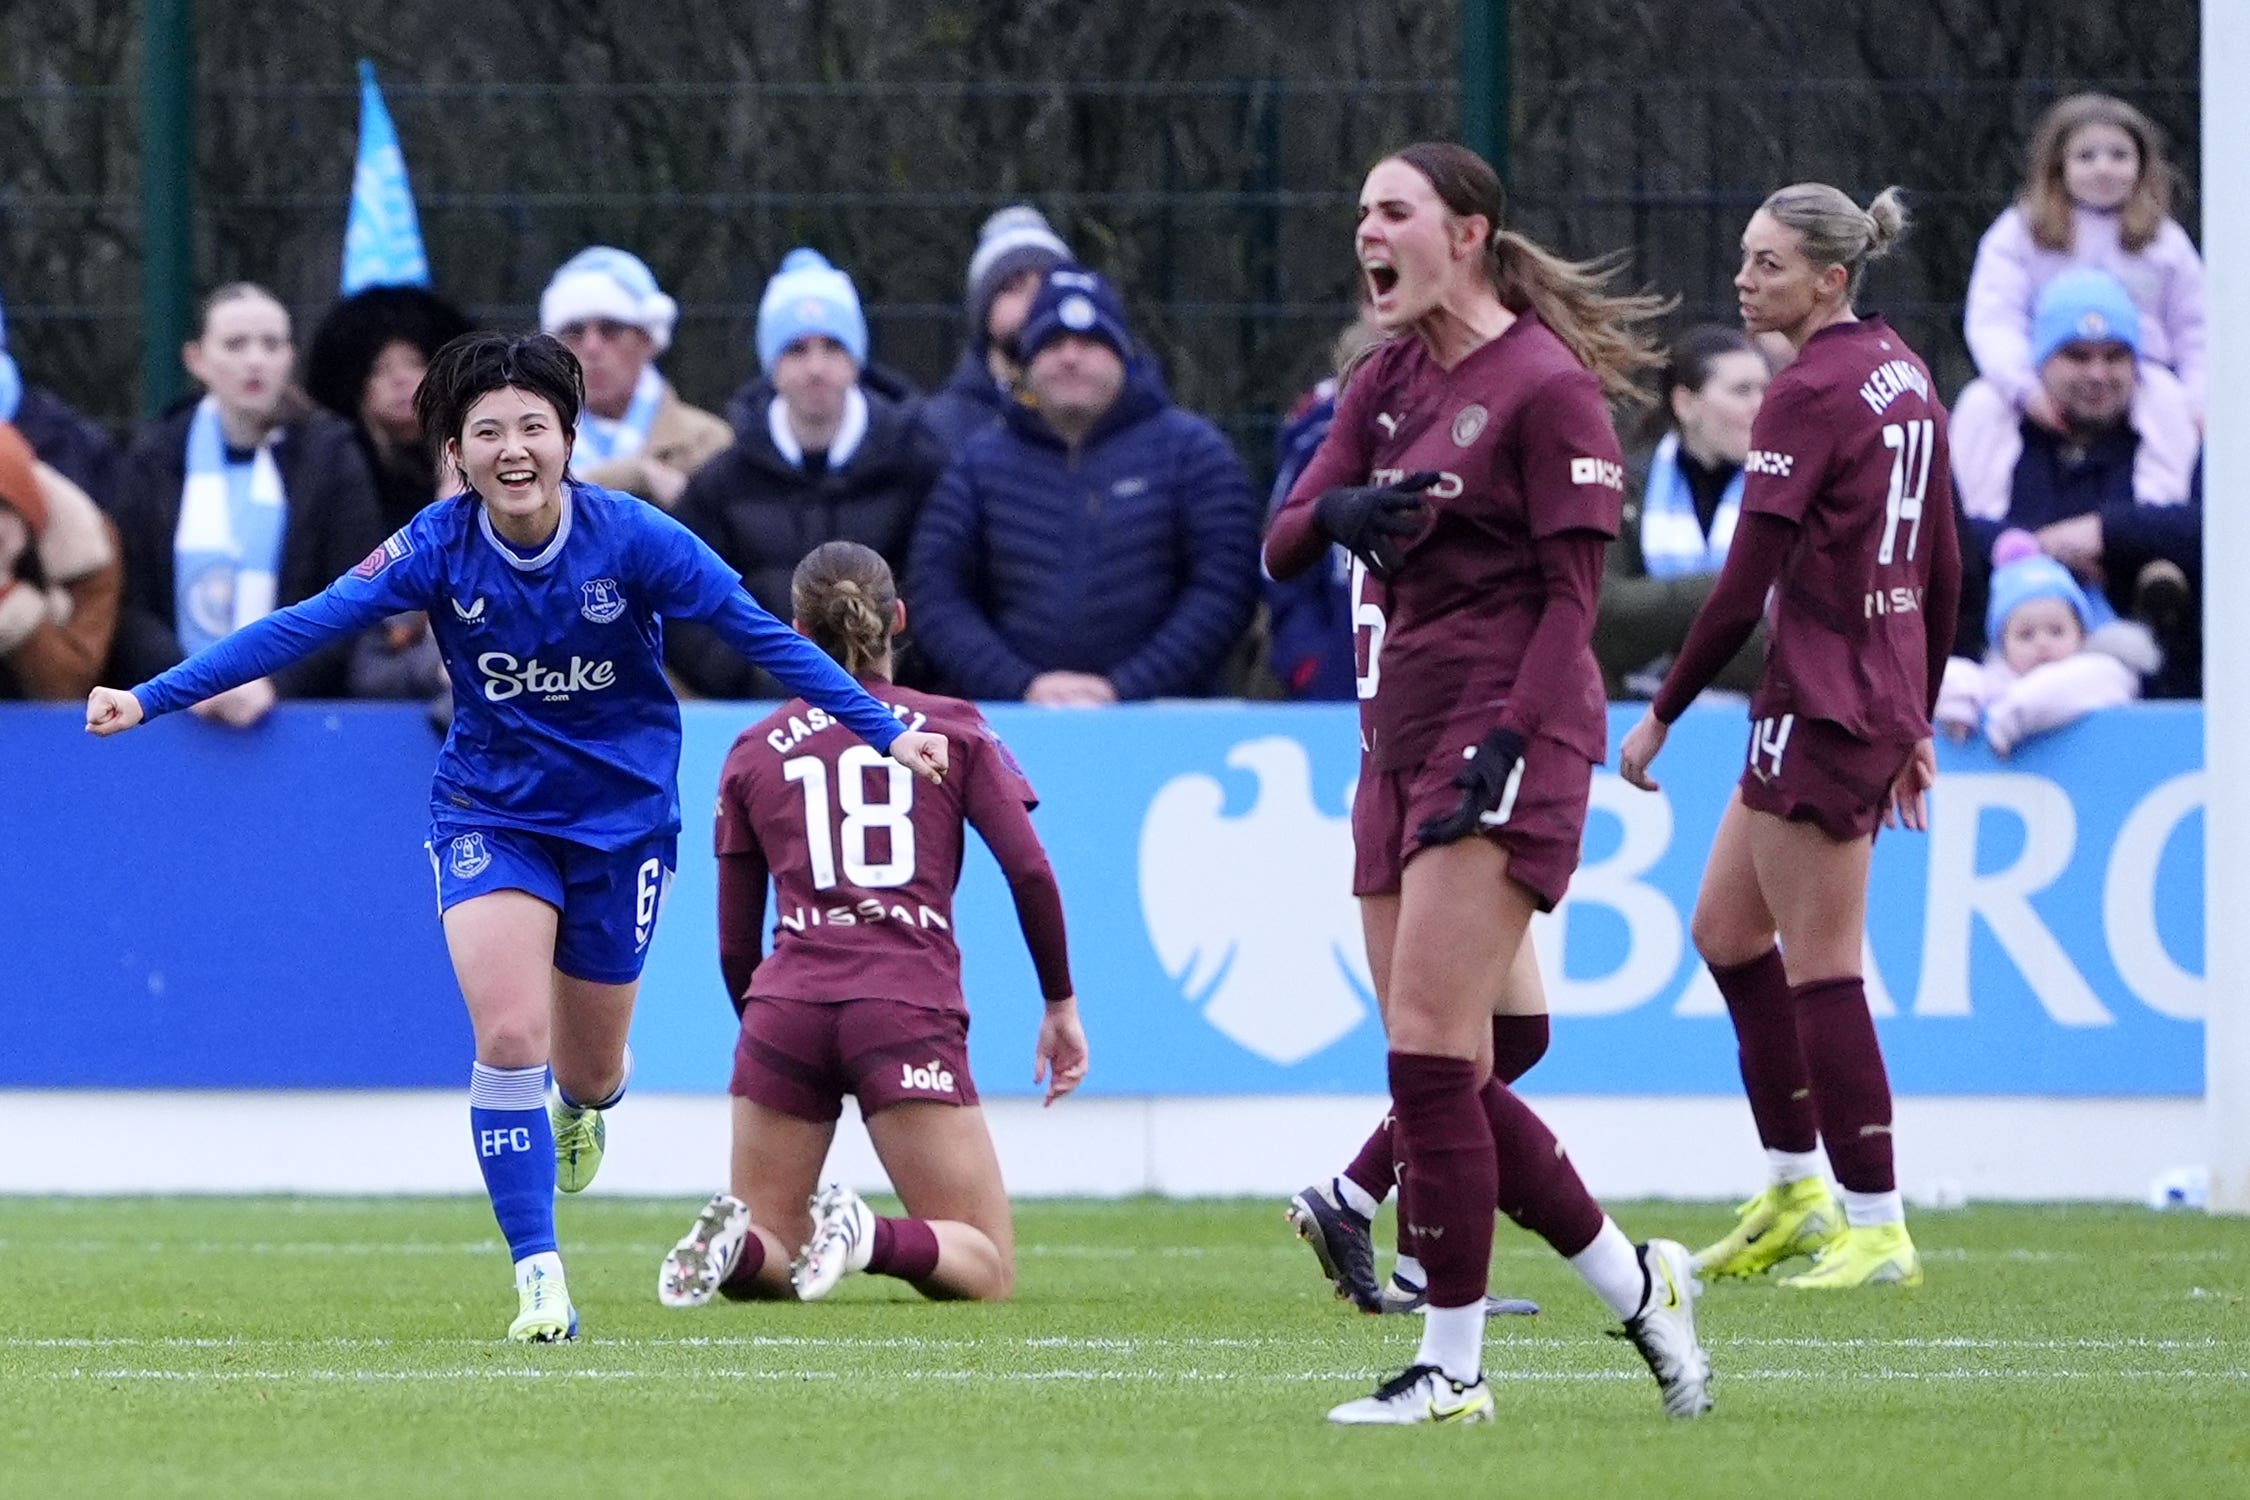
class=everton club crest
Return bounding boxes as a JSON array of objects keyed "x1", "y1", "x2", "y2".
[{"x1": 580, "y1": 578, "x2": 626, "y2": 624}]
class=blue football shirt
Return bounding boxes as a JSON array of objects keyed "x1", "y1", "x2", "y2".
[{"x1": 134, "y1": 482, "x2": 904, "y2": 850}]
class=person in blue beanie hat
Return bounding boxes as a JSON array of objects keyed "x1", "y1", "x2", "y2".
[
  {"x1": 1946, "y1": 265, "x2": 2202, "y2": 697},
  {"x1": 667, "y1": 248, "x2": 947, "y2": 699},
  {"x1": 2027, "y1": 266, "x2": 2140, "y2": 370},
  {"x1": 755, "y1": 248, "x2": 869, "y2": 374},
  {"x1": 908, "y1": 262, "x2": 1258, "y2": 705}
]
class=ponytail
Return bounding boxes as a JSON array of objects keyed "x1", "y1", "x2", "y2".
[
  {"x1": 788, "y1": 541, "x2": 898, "y2": 677},
  {"x1": 1758, "y1": 182, "x2": 1910, "y2": 303},
  {"x1": 1383, "y1": 141, "x2": 1670, "y2": 407},
  {"x1": 1487, "y1": 231, "x2": 1672, "y2": 406}
]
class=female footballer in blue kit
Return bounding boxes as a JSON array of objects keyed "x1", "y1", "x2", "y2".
[{"x1": 87, "y1": 331, "x2": 948, "y2": 1342}]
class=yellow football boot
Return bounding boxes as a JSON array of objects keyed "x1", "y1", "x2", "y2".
[
  {"x1": 1778, "y1": 1221, "x2": 1924, "y2": 1290},
  {"x1": 1692, "y1": 1176, "x2": 1848, "y2": 1279}
]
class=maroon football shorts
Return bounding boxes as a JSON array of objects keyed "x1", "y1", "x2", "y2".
[
  {"x1": 1737, "y1": 712, "x2": 1915, "y2": 842},
  {"x1": 1352, "y1": 735, "x2": 1593, "y2": 912},
  {"x1": 730, "y1": 995, "x2": 979, "y2": 1122}
]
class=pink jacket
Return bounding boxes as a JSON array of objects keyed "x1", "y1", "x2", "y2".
[
  {"x1": 1964, "y1": 205, "x2": 2207, "y2": 417},
  {"x1": 1934, "y1": 622, "x2": 2154, "y2": 756},
  {"x1": 1948, "y1": 371, "x2": 2199, "y2": 522}
]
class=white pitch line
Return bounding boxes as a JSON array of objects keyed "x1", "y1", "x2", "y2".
[
  {"x1": 37, "y1": 1366, "x2": 2250, "y2": 1385},
  {"x1": 4, "y1": 1334, "x2": 2238, "y2": 1353}
]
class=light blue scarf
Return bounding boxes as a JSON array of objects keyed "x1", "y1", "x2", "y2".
[
  {"x1": 1638, "y1": 431, "x2": 1742, "y2": 580},
  {"x1": 572, "y1": 364, "x2": 664, "y2": 470},
  {"x1": 174, "y1": 396, "x2": 287, "y2": 654}
]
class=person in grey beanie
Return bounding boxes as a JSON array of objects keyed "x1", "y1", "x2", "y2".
[{"x1": 920, "y1": 205, "x2": 1072, "y2": 454}]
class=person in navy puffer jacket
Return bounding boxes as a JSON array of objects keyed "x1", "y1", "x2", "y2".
[{"x1": 907, "y1": 265, "x2": 1258, "y2": 705}]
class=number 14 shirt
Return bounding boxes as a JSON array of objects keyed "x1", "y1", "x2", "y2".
[{"x1": 1740, "y1": 316, "x2": 1959, "y2": 743}]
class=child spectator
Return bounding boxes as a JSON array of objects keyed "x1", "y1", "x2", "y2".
[
  {"x1": 1935, "y1": 531, "x2": 2157, "y2": 756},
  {"x1": 1959, "y1": 93, "x2": 2203, "y2": 505}
]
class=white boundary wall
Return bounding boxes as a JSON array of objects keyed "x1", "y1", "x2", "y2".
[{"x1": 0, "y1": 1092, "x2": 2199, "y2": 1203}]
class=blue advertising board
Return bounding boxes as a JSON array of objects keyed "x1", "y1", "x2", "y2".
[{"x1": 0, "y1": 700, "x2": 2203, "y2": 1095}]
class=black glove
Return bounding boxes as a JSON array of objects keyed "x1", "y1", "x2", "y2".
[
  {"x1": 1312, "y1": 471, "x2": 1438, "y2": 576},
  {"x1": 1417, "y1": 727, "x2": 1529, "y2": 846}
]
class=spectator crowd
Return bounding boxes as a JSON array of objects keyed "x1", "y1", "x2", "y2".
[{"x1": 0, "y1": 93, "x2": 2206, "y2": 735}]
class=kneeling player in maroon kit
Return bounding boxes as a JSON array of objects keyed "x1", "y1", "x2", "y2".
[
  {"x1": 1620, "y1": 183, "x2": 1960, "y2": 1290},
  {"x1": 657, "y1": 542, "x2": 1088, "y2": 1307},
  {"x1": 1268, "y1": 141, "x2": 1710, "y2": 1425}
]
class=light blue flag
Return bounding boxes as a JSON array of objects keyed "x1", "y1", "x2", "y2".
[{"x1": 340, "y1": 60, "x2": 430, "y2": 294}]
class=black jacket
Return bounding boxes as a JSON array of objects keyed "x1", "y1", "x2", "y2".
[
  {"x1": 920, "y1": 347, "x2": 1012, "y2": 457},
  {"x1": 668, "y1": 381, "x2": 947, "y2": 698},
  {"x1": 106, "y1": 400, "x2": 388, "y2": 697},
  {"x1": 12, "y1": 384, "x2": 121, "y2": 509}
]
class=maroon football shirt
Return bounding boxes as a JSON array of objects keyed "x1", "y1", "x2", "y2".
[
  {"x1": 716, "y1": 683, "x2": 1039, "y2": 1011},
  {"x1": 1266, "y1": 312, "x2": 1623, "y2": 770},
  {"x1": 1740, "y1": 317, "x2": 1955, "y2": 741}
]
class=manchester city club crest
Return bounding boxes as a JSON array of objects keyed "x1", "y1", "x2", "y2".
[
  {"x1": 448, "y1": 832, "x2": 492, "y2": 879},
  {"x1": 1451, "y1": 403, "x2": 1490, "y2": 447},
  {"x1": 580, "y1": 578, "x2": 626, "y2": 624}
]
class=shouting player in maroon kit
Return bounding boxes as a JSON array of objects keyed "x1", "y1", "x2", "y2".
[
  {"x1": 656, "y1": 541, "x2": 1088, "y2": 1308},
  {"x1": 1619, "y1": 184, "x2": 1960, "y2": 1291},
  {"x1": 1267, "y1": 142, "x2": 1711, "y2": 1426}
]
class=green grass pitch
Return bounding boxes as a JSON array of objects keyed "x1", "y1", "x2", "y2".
[{"x1": 2, "y1": 1197, "x2": 2245, "y2": 1498}]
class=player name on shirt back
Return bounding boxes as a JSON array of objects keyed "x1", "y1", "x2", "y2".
[
  {"x1": 763, "y1": 700, "x2": 930, "y2": 756},
  {"x1": 1858, "y1": 357, "x2": 1932, "y2": 414}
]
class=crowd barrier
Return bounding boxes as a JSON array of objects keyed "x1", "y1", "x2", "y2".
[{"x1": 2, "y1": 699, "x2": 2204, "y2": 1102}]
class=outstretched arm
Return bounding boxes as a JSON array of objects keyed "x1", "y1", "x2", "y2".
[
  {"x1": 696, "y1": 590, "x2": 903, "y2": 754},
  {"x1": 128, "y1": 584, "x2": 405, "y2": 720}
]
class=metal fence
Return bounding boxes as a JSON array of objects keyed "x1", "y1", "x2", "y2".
[{"x1": 0, "y1": 2, "x2": 2200, "y2": 478}]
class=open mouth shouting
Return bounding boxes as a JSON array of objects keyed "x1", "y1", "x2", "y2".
[{"x1": 1364, "y1": 255, "x2": 1402, "y2": 312}]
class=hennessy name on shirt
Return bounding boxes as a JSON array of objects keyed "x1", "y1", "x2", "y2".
[{"x1": 1858, "y1": 359, "x2": 1931, "y2": 415}]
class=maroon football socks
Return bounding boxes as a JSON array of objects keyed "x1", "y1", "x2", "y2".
[
  {"x1": 866, "y1": 1215, "x2": 943, "y2": 1282},
  {"x1": 717, "y1": 1232, "x2": 769, "y2": 1300},
  {"x1": 1341, "y1": 1113, "x2": 1398, "y2": 1211},
  {"x1": 1479, "y1": 1075, "x2": 1604, "y2": 1258},
  {"x1": 723, "y1": 1215, "x2": 941, "y2": 1295},
  {"x1": 1342, "y1": 1014, "x2": 1552, "y2": 1214},
  {"x1": 1489, "y1": 1013, "x2": 1551, "y2": 1085},
  {"x1": 1794, "y1": 976, "x2": 1897, "y2": 1193},
  {"x1": 1387, "y1": 1051, "x2": 1497, "y2": 1309},
  {"x1": 1712, "y1": 947, "x2": 1820, "y2": 1154}
]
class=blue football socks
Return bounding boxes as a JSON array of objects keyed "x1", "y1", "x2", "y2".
[{"x1": 470, "y1": 1061, "x2": 557, "y2": 1260}]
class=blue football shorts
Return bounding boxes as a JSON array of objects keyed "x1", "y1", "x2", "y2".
[{"x1": 427, "y1": 826, "x2": 677, "y2": 984}]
